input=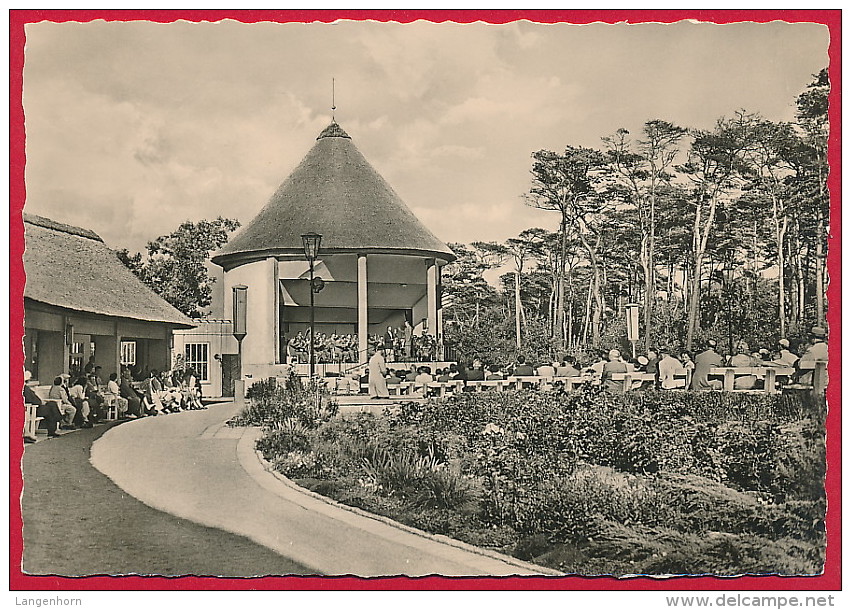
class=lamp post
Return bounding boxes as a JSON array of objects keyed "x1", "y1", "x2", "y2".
[{"x1": 301, "y1": 232, "x2": 323, "y2": 379}]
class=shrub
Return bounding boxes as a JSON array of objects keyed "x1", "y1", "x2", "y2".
[
  {"x1": 232, "y1": 376, "x2": 338, "y2": 429},
  {"x1": 361, "y1": 448, "x2": 435, "y2": 496},
  {"x1": 273, "y1": 450, "x2": 329, "y2": 479},
  {"x1": 256, "y1": 417, "x2": 313, "y2": 459},
  {"x1": 244, "y1": 379, "x2": 826, "y2": 576},
  {"x1": 410, "y1": 466, "x2": 482, "y2": 512}
]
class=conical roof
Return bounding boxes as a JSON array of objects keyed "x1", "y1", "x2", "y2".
[{"x1": 212, "y1": 122, "x2": 455, "y2": 269}]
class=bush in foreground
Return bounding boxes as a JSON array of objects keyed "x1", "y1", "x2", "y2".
[{"x1": 233, "y1": 383, "x2": 826, "y2": 575}]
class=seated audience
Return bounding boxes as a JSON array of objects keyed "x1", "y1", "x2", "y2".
[
  {"x1": 772, "y1": 338, "x2": 799, "y2": 368},
  {"x1": 466, "y1": 359, "x2": 485, "y2": 381},
  {"x1": 602, "y1": 349, "x2": 628, "y2": 392},
  {"x1": 555, "y1": 356, "x2": 581, "y2": 377},
  {"x1": 513, "y1": 355, "x2": 535, "y2": 377},
  {"x1": 680, "y1": 351, "x2": 695, "y2": 388},
  {"x1": 119, "y1": 369, "x2": 143, "y2": 417},
  {"x1": 486, "y1": 364, "x2": 504, "y2": 381},
  {"x1": 69, "y1": 376, "x2": 93, "y2": 427},
  {"x1": 537, "y1": 361, "x2": 556, "y2": 377},
  {"x1": 692, "y1": 340, "x2": 723, "y2": 391},
  {"x1": 414, "y1": 366, "x2": 434, "y2": 385},
  {"x1": 23, "y1": 370, "x2": 62, "y2": 438},
  {"x1": 106, "y1": 372, "x2": 130, "y2": 418},
  {"x1": 729, "y1": 341, "x2": 759, "y2": 389},
  {"x1": 48, "y1": 375, "x2": 77, "y2": 428},
  {"x1": 385, "y1": 369, "x2": 401, "y2": 386},
  {"x1": 658, "y1": 347, "x2": 686, "y2": 389}
]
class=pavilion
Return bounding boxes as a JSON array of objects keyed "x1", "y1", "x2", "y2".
[{"x1": 200, "y1": 122, "x2": 455, "y2": 384}]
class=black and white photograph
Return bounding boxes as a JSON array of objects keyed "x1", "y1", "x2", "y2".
[{"x1": 12, "y1": 11, "x2": 838, "y2": 588}]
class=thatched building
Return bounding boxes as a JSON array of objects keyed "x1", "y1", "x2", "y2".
[
  {"x1": 186, "y1": 122, "x2": 455, "y2": 388},
  {"x1": 22, "y1": 214, "x2": 194, "y2": 384}
]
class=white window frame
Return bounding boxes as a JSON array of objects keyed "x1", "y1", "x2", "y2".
[
  {"x1": 185, "y1": 342, "x2": 210, "y2": 382},
  {"x1": 120, "y1": 341, "x2": 137, "y2": 366}
]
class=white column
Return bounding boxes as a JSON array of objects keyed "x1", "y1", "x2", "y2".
[
  {"x1": 358, "y1": 254, "x2": 368, "y2": 364},
  {"x1": 269, "y1": 257, "x2": 279, "y2": 364},
  {"x1": 427, "y1": 259, "x2": 438, "y2": 338}
]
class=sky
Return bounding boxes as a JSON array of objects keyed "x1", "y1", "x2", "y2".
[{"x1": 22, "y1": 18, "x2": 829, "y2": 254}]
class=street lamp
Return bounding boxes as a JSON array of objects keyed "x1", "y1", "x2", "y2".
[{"x1": 301, "y1": 232, "x2": 323, "y2": 379}]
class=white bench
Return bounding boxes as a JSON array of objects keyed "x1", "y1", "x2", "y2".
[
  {"x1": 708, "y1": 367, "x2": 796, "y2": 393},
  {"x1": 24, "y1": 404, "x2": 43, "y2": 438},
  {"x1": 25, "y1": 384, "x2": 61, "y2": 436},
  {"x1": 610, "y1": 372, "x2": 657, "y2": 393}
]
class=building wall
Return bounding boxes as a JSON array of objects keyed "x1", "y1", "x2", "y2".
[
  {"x1": 172, "y1": 320, "x2": 239, "y2": 397},
  {"x1": 223, "y1": 258, "x2": 279, "y2": 380},
  {"x1": 37, "y1": 331, "x2": 66, "y2": 383}
]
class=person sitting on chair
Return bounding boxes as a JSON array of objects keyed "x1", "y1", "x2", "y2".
[
  {"x1": 24, "y1": 370, "x2": 63, "y2": 438},
  {"x1": 106, "y1": 372, "x2": 130, "y2": 418},
  {"x1": 69, "y1": 376, "x2": 93, "y2": 427},
  {"x1": 48, "y1": 375, "x2": 77, "y2": 428}
]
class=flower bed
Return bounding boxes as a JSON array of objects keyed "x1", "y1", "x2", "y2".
[{"x1": 234, "y1": 382, "x2": 826, "y2": 576}]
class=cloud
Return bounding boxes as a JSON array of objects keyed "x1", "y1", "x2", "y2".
[{"x1": 21, "y1": 19, "x2": 829, "y2": 255}]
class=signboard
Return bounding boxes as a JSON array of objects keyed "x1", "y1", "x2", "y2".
[
  {"x1": 232, "y1": 285, "x2": 248, "y2": 340},
  {"x1": 625, "y1": 303, "x2": 640, "y2": 342}
]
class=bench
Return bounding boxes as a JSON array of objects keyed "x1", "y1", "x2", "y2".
[
  {"x1": 708, "y1": 367, "x2": 796, "y2": 393},
  {"x1": 24, "y1": 404, "x2": 43, "y2": 438},
  {"x1": 25, "y1": 384, "x2": 62, "y2": 436},
  {"x1": 786, "y1": 361, "x2": 828, "y2": 395},
  {"x1": 609, "y1": 372, "x2": 657, "y2": 393}
]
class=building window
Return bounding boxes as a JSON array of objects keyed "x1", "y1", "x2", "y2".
[
  {"x1": 121, "y1": 341, "x2": 137, "y2": 367},
  {"x1": 69, "y1": 341, "x2": 84, "y2": 373},
  {"x1": 185, "y1": 343, "x2": 210, "y2": 381}
]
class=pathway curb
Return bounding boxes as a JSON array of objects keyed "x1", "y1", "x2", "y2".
[{"x1": 238, "y1": 426, "x2": 562, "y2": 577}]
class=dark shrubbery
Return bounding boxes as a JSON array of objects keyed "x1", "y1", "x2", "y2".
[{"x1": 234, "y1": 382, "x2": 826, "y2": 575}]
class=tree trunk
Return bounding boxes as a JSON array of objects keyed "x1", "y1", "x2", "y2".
[
  {"x1": 556, "y1": 216, "x2": 567, "y2": 351},
  {"x1": 686, "y1": 195, "x2": 720, "y2": 350},
  {"x1": 514, "y1": 269, "x2": 523, "y2": 350},
  {"x1": 815, "y1": 209, "x2": 826, "y2": 327},
  {"x1": 581, "y1": 276, "x2": 593, "y2": 346},
  {"x1": 644, "y1": 186, "x2": 657, "y2": 352},
  {"x1": 576, "y1": 232, "x2": 603, "y2": 346},
  {"x1": 767, "y1": 188, "x2": 788, "y2": 337}
]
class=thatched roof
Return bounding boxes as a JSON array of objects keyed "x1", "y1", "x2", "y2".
[
  {"x1": 212, "y1": 122, "x2": 455, "y2": 270},
  {"x1": 23, "y1": 214, "x2": 195, "y2": 327}
]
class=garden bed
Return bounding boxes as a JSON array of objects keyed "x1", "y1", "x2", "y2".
[{"x1": 232, "y1": 378, "x2": 826, "y2": 576}]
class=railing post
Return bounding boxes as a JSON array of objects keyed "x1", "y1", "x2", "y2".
[
  {"x1": 764, "y1": 368, "x2": 777, "y2": 394},
  {"x1": 813, "y1": 361, "x2": 828, "y2": 396},
  {"x1": 622, "y1": 373, "x2": 632, "y2": 394},
  {"x1": 724, "y1": 368, "x2": 735, "y2": 392}
]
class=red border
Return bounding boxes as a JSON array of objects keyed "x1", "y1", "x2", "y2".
[{"x1": 8, "y1": 9, "x2": 842, "y2": 591}]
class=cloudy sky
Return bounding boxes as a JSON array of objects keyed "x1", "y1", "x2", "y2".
[{"x1": 22, "y1": 18, "x2": 829, "y2": 253}]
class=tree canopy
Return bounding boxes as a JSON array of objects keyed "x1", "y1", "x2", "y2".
[
  {"x1": 442, "y1": 69, "x2": 829, "y2": 364},
  {"x1": 117, "y1": 217, "x2": 240, "y2": 318}
]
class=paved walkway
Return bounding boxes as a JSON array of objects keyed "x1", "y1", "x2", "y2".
[
  {"x1": 21, "y1": 422, "x2": 312, "y2": 577},
  {"x1": 90, "y1": 403, "x2": 555, "y2": 577}
]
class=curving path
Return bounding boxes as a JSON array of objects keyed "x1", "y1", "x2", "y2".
[
  {"x1": 20, "y1": 421, "x2": 311, "y2": 577},
  {"x1": 90, "y1": 403, "x2": 555, "y2": 577}
]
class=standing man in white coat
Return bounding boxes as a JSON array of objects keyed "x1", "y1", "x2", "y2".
[{"x1": 368, "y1": 345, "x2": 390, "y2": 399}]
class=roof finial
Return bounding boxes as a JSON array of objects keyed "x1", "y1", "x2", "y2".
[{"x1": 331, "y1": 78, "x2": 336, "y2": 122}]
